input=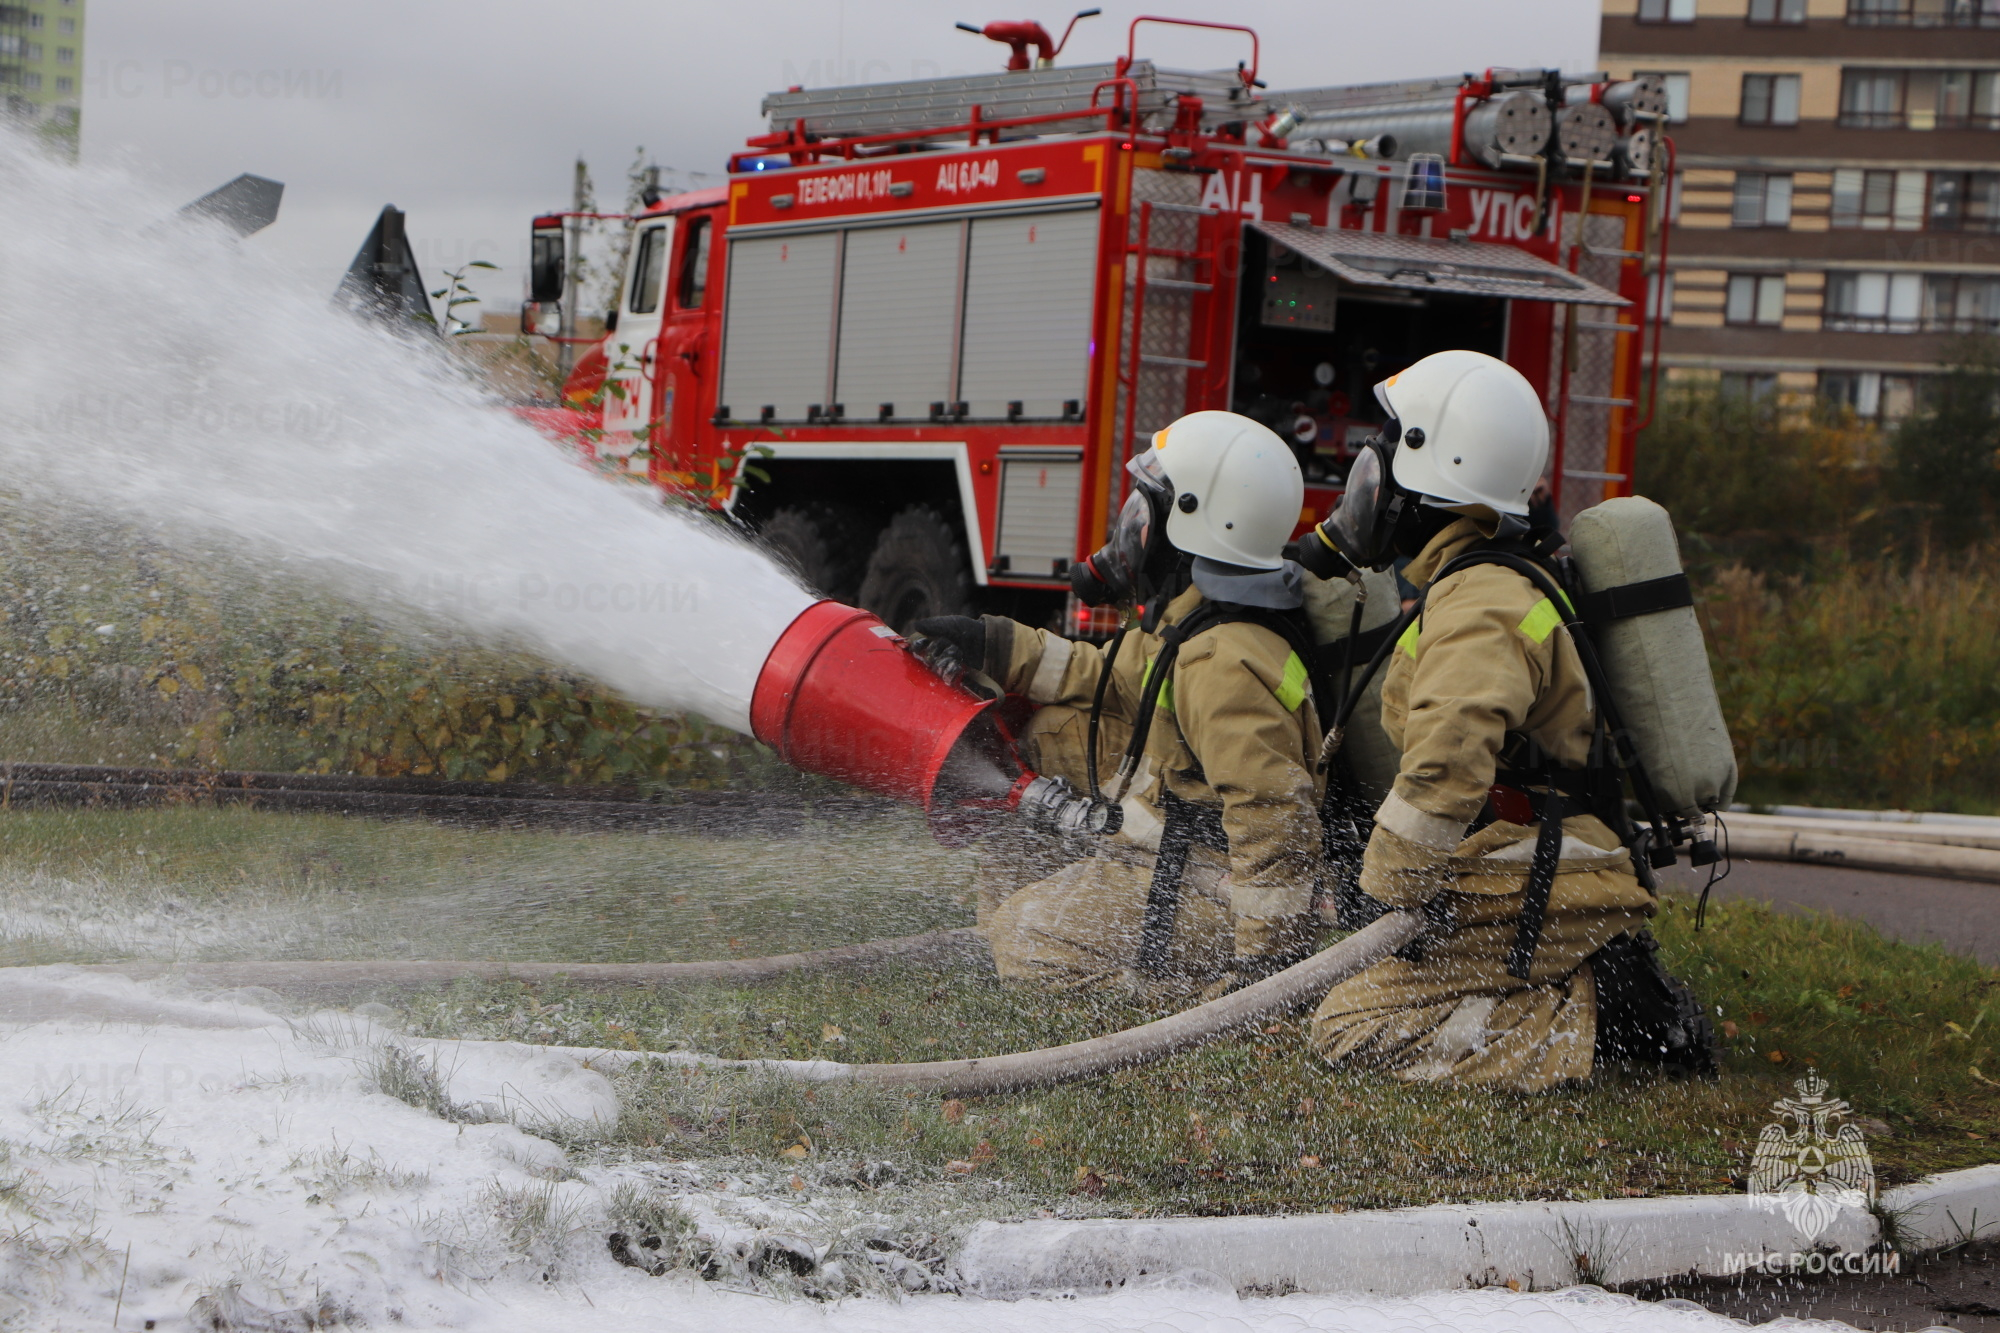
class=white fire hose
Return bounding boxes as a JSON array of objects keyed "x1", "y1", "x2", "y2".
[{"x1": 71, "y1": 913, "x2": 1425, "y2": 1097}]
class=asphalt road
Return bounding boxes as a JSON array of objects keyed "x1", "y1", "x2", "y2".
[{"x1": 1658, "y1": 855, "x2": 2000, "y2": 966}]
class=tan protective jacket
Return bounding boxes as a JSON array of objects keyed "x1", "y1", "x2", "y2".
[
  {"x1": 996, "y1": 586, "x2": 1325, "y2": 928},
  {"x1": 1361, "y1": 518, "x2": 1637, "y2": 908}
]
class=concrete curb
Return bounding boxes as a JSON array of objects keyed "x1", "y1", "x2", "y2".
[{"x1": 955, "y1": 1164, "x2": 2000, "y2": 1298}]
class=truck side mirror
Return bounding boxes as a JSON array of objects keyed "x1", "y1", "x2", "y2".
[
  {"x1": 529, "y1": 216, "x2": 565, "y2": 304},
  {"x1": 520, "y1": 300, "x2": 560, "y2": 337}
]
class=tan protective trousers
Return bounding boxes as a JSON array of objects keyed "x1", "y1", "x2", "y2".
[
  {"x1": 1309, "y1": 865, "x2": 1654, "y2": 1093},
  {"x1": 983, "y1": 845, "x2": 1234, "y2": 994},
  {"x1": 979, "y1": 702, "x2": 1235, "y2": 992},
  {"x1": 974, "y1": 702, "x2": 1131, "y2": 925}
]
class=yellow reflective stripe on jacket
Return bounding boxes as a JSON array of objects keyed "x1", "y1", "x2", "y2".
[
  {"x1": 1274, "y1": 652, "x2": 1308, "y2": 712},
  {"x1": 1397, "y1": 617, "x2": 1422, "y2": 659},
  {"x1": 1142, "y1": 653, "x2": 1176, "y2": 713},
  {"x1": 1518, "y1": 597, "x2": 1564, "y2": 645}
]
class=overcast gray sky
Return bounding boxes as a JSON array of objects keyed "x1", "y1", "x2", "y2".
[{"x1": 80, "y1": 0, "x2": 1600, "y2": 317}]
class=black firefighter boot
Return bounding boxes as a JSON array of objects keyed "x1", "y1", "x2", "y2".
[{"x1": 1588, "y1": 930, "x2": 1718, "y2": 1075}]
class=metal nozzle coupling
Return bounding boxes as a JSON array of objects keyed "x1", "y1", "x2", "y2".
[{"x1": 1014, "y1": 774, "x2": 1124, "y2": 839}]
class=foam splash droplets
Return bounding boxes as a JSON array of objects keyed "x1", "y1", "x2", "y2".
[{"x1": 0, "y1": 132, "x2": 813, "y2": 734}]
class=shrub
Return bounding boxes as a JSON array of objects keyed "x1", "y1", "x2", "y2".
[
  {"x1": 1632, "y1": 384, "x2": 1876, "y2": 572},
  {"x1": 0, "y1": 502, "x2": 756, "y2": 786},
  {"x1": 1701, "y1": 554, "x2": 2000, "y2": 812}
]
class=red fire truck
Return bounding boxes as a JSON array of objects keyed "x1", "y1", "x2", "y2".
[{"x1": 525, "y1": 16, "x2": 1670, "y2": 634}]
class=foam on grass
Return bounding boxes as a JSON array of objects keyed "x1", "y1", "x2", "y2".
[{"x1": 0, "y1": 969, "x2": 1764, "y2": 1331}]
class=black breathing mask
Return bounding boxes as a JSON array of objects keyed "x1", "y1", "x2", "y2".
[
  {"x1": 1070, "y1": 452, "x2": 1175, "y2": 608},
  {"x1": 1301, "y1": 420, "x2": 1409, "y2": 575}
]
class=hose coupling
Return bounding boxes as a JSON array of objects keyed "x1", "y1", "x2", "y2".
[{"x1": 1014, "y1": 774, "x2": 1124, "y2": 839}]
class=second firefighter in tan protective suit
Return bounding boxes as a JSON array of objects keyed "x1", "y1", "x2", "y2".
[
  {"x1": 1295, "y1": 350, "x2": 1714, "y2": 1092},
  {"x1": 913, "y1": 412, "x2": 1326, "y2": 994}
]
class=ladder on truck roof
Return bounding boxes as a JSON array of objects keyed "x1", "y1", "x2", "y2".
[
  {"x1": 759, "y1": 60, "x2": 1265, "y2": 143},
  {"x1": 1110, "y1": 172, "x2": 1221, "y2": 534}
]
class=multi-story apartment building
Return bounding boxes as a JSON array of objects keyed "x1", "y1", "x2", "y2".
[
  {"x1": 0, "y1": 0, "x2": 82, "y2": 157},
  {"x1": 1602, "y1": 0, "x2": 2000, "y2": 422}
]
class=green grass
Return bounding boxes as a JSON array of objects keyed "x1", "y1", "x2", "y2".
[
  {"x1": 0, "y1": 806, "x2": 976, "y2": 966},
  {"x1": 4, "y1": 805, "x2": 1994, "y2": 1216},
  {"x1": 399, "y1": 895, "x2": 2000, "y2": 1217}
]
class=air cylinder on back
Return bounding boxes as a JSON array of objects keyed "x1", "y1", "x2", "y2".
[
  {"x1": 1566, "y1": 497, "x2": 1737, "y2": 821},
  {"x1": 1303, "y1": 565, "x2": 1405, "y2": 804}
]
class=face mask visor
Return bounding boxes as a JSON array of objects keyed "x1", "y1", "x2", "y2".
[
  {"x1": 1073, "y1": 483, "x2": 1163, "y2": 607},
  {"x1": 1326, "y1": 438, "x2": 1398, "y2": 569}
]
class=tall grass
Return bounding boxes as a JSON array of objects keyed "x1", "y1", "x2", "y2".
[
  {"x1": 0, "y1": 500, "x2": 759, "y2": 786},
  {"x1": 1702, "y1": 555, "x2": 2000, "y2": 812},
  {"x1": 1635, "y1": 375, "x2": 2000, "y2": 812},
  {"x1": 1633, "y1": 386, "x2": 1876, "y2": 573}
]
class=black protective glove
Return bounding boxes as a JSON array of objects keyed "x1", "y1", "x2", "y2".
[
  {"x1": 910, "y1": 615, "x2": 1013, "y2": 682},
  {"x1": 1294, "y1": 522, "x2": 1353, "y2": 581}
]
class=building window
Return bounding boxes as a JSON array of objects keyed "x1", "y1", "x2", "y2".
[
  {"x1": 1825, "y1": 271, "x2": 1923, "y2": 330},
  {"x1": 1833, "y1": 65, "x2": 2000, "y2": 131},
  {"x1": 1832, "y1": 168, "x2": 1927, "y2": 228},
  {"x1": 1726, "y1": 273, "x2": 1788, "y2": 325},
  {"x1": 1748, "y1": 0, "x2": 1807, "y2": 22},
  {"x1": 1821, "y1": 370, "x2": 1922, "y2": 419},
  {"x1": 1742, "y1": 73, "x2": 1803, "y2": 125},
  {"x1": 57, "y1": 17, "x2": 73, "y2": 33},
  {"x1": 1840, "y1": 70, "x2": 1906, "y2": 126},
  {"x1": 1929, "y1": 171, "x2": 2000, "y2": 230},
  {"x1": 24, "y1": 13, "x2": 39, "y2": 27},
  {"x1": 1848, "y1": 0, "x2": 2000, "y2": 23},
  {"x1": 21, "y1": 71, "x2": 39, "y2": 90},
  {"x1": 55, "y1": 47, "x2": 71, "y2": 64},
  {"x1": 1720, "y1": 373, "x2": 1780, "y2": 405},
  {"x1": 24, "y1": 41, "x2": 39, "y2": 60},
  {"x1": 1922, "y1": 273, "x2": 2000, "y2": 330},
  {"x1": 1637, "y1": 0, "x2": 1697, "y2": 21},
  {"x1": 53, "y1": 75, "x2": 70, "y2": 92},
  {"x1": 1734, "y1": 172, "x2": 1795, "y2": 226},
  {"x1": 1636, "y1": 71, "x2": 1692, "y2": 123},
  {"x1": 1649, "y1": 271, "x2": 1676, "y2": 321}
]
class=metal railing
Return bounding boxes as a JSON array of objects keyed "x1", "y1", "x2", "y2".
[{"x1": 1847, "y1": 0, "x2": 2000, "y2": 25}]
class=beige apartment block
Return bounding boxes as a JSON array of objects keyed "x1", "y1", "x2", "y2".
[{"x1": 1603, "y1": 0, "x2": 2000, "y2": 417}]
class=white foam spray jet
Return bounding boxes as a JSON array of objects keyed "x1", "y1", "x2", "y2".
[{"x1": 0, "y1": 135, "x2": 815, "y2": 735}]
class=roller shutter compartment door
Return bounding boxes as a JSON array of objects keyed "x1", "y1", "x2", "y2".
[
  {"x1": 718, "y1": 232, "x2": 839, "y2": 422},
  {"x1": 996, "y1": 457, "x2": 1083, "y2": 578},
  {"x1": 835, "y1": 222, "x2": 960, "y2": 418},
  {"x1": 958, "y1": 209, "x2": 1099, "y2": 419}
]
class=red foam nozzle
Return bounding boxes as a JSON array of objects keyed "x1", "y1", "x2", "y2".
[{"x1": 750, "y1": 600, "x2": 1021, "y2": 815}]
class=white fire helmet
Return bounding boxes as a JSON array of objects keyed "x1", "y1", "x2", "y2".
[
  {"x1": 1375, "y1": 349, "x2": 1550, "y2": 516},
  {"x1": 1147, "y1": 411, "x2": 1303, "y2": 570}
]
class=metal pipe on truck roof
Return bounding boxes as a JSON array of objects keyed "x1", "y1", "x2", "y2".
[
  {"x1": 1291, "y1": 89, "x2": 1551, "y2": 167},
  {"x1": 1576, "y1": 75, "x2": 1667, "y2": 128}
]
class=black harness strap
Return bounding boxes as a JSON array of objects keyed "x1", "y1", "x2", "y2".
[
  {"x1": 1576, "y1": 572, "x2": 1692, "y2": 626},
  {"x1": 1432, "y1": 547, "x2": 1678, "y2": 868},
  {"x1": 1506, "y1": 771, "x2": 1592, "y2": 980},
  {"x1": 1312, "y1": 619, "x2": 1397, "y2": 687},
  {"x1": 1084, "y1": 625, "x2": 1128, "y2": 800},
  {"x1": 1137, "y1": 789, "x2": 1228, "y2": 975},
  {"x1": 1321, "y1": 536, "x2": 1683, "y2": 974},
  {"x1": 1112, "y1": 598, "x2": 1331, "y2": 976}
]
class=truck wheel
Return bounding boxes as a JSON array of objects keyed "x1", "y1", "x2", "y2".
[
  {"x1": 758, "y1": 505, "x2": 865, "y2": 603},
  {"x1": 858, "y1": 505, "x2": 974, "y2": 633}
]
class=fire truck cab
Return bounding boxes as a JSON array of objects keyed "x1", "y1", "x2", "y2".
[{"x1": 529, "y1": 20, "x2": 1668, "y2": 635}]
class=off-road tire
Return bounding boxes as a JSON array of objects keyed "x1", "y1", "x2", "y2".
[
  {"x1": 758, "y1": 504, "x2": 866, "y2": 603},
  {"x1": 858, "y1": 505, "x2": 974, "y2": 633}
]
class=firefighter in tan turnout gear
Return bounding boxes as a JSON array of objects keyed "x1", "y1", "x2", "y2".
[
  {"x1": 1297, "y1": 350, "x2": 1715, "y2": 1092},
  {"x1": 913, "y1": 412, "x2": 1328, "y2": 994}
]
